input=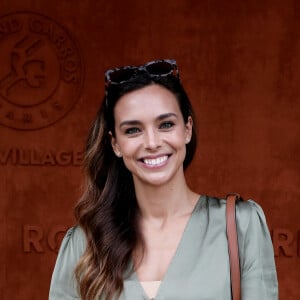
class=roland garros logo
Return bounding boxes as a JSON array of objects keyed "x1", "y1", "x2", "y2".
[{"x1": 0, "y1": 12, "x2": 84, "y2": 130}]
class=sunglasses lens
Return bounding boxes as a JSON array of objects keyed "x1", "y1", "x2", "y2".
[
  {"x1": 145, "y1": 61, "x2": 174, "y2": 75},
  {"x1": 108, "y1": 68, "x2": 137, "y2": 84}
]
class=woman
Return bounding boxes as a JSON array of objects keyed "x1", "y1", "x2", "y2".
[{"x1": 49, "y1": 59, "x2": 278, "y2": 300}]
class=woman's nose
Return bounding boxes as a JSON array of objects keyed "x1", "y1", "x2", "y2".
[{"x1": 144, "y1": 129, "x2": 162, "y2": 150}]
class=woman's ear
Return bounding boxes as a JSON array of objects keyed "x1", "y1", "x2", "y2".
[
  {"x1": 109, "y1": 131, "x2": 122, "y2": 157},
  {"x1": 185, "y1": 116, "x2": 193, "y2": 144}
]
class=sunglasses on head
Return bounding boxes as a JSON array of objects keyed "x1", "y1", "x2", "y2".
[{"x1": 105, "y1": 59, "x2": 179, "y2": 88}]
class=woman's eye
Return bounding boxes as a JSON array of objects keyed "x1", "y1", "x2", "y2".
[
  {"x1": 160, "y1": 121, "x2": 174, "y2": 129},
  {"x1": 125, "y1": 127, "x2": 140, "y2": 135}
]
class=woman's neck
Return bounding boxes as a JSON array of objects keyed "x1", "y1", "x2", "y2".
[{"x1": 133, "y1": 176, "x2": 198, "y2": 220}]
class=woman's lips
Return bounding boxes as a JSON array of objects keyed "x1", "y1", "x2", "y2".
[{"x1": 140, "y1": 155, "x2": 170, "y2": 167}]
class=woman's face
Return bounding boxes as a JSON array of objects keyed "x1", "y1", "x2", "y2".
[{"x1": 111, "y1": 84, "x2": 192, "y2": 187}]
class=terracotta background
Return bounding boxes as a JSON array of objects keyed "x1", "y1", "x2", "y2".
[{"x1": 0, "y1": 1, "x2": 299, "y2": 299}]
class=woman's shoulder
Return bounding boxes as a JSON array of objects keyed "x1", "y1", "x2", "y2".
[
  {"x1": 207, "y1": 195, "x2": 271, "y2": 240},
  {"x1": 202, "y1": 195, "x2": 268, "y2": 228},
  {"x1": 64, "y1": 225, "x2": 87, "y2": 243},
  {"x1": 52, "y1": 225, "x2": 87, "y2": 272},
  {"x1": 235, "y1": 198, "x2": 269, "y2": 233},
  {"x1": 60, "y1": 225, "x2": 87, "y2": 255},
  {"x1": 204, "y1": 194, "x2": 265, "y2": 212},
  {"x1": 49, "y1": 225, "x2": 87, "y2": 299}
]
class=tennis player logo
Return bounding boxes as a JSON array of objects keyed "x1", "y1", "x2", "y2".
[{"x1": 0, "y1": 12, "x2": 84, "y2": 130}]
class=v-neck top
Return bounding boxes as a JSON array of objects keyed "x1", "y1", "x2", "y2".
[
  {"x1": 49, "y1": 195, "x2": 278, "y2": 300},
  {"x1": 140, "y1": 281, "x2": 161, "y2": 299}
]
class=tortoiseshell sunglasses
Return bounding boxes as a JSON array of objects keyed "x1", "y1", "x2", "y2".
[{"x1": 105, "y1": 59, "x2": 179, "y2": 88}]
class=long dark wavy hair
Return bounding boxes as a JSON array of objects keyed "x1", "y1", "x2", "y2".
[{"x1": 74, "y1": 72, "x2": 197, "y2": 299}]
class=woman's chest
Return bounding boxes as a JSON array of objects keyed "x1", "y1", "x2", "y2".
[{"x1": 121, "y1": 235, "x2": 232, "y2": 300}]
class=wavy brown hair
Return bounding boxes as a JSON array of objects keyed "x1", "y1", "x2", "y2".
[{"x1": 74, "y1": 73, "x2": 197, "y2": 299}]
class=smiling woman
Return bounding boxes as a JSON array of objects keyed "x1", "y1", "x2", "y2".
[{"x1": 49, "y1": 59, "x2": 278, "y2": 300}]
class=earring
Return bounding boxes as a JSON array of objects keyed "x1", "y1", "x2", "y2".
[
  {"x1": 185, "y1": 136, "x2": 191, "y2": 144},
  {"x1": 115, "y1": 150, "x2": 122, "y2": 157}
]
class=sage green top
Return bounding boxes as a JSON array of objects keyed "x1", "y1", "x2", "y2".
[{"x1": 49, "y1": 195, "x2": 278, "y2": 299}]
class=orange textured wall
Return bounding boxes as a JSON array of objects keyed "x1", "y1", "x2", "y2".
[{"x1": 0, "y1": 1, "x2": 299, "y2": 299}]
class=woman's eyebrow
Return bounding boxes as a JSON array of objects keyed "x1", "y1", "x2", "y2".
[
  {"x1": 119, "y1": 120, "x2": 141, "y2": 128},
  {"x1": 156, "y1": 113, "x2": 178, "y2": 121},
  {"x1": 119, "y1": 113, "x2": 178, "y2": 128}
]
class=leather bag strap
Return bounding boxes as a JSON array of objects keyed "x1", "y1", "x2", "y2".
[{"x1": 226, "y1": 193, "x2": 242, "y2": 300}]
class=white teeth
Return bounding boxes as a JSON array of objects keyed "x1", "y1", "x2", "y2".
[{"x1": 143, "y1": 155, "x2": 168, "y2": 166}]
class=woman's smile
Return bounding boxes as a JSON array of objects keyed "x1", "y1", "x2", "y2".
[{"x1": 139, "y1": 154, "x2": 170, "y2": 168}]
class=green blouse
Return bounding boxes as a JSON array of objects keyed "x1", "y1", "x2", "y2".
[{"x1": 49, "y1": 195, "x2": 278, "y2": 299}]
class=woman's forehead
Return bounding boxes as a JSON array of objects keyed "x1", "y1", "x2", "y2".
[{"x1": 114, "y1": 85, "x2": 181, "y2": 119}]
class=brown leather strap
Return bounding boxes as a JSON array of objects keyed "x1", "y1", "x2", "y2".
[{"x1": 226, "y1": 193, "x2": 241, "y2": 300}]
